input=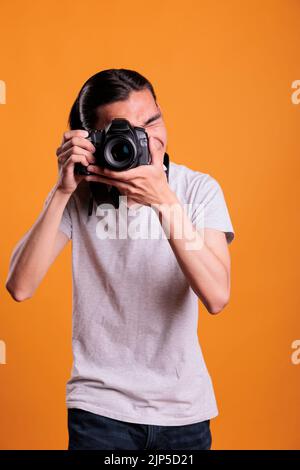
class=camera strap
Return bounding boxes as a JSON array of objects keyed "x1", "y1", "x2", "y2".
[{"x1": 87, "y1": 152, "x2": 170, "y2": 216}]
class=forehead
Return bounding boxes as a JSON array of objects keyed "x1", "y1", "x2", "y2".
[{"x1": 94, "y1": 88, "x2": 158, "y2": 128}]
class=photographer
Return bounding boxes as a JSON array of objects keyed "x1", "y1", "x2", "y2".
[{"x1": 5, "y1": 68, "x2": 235, "y2": 450}]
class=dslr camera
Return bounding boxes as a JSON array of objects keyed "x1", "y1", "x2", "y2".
[{"x1": 74, "y1": 118, "x2": 151, "y2": 175}]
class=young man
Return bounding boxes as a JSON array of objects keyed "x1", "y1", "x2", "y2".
[{"x1": 6, "y1": 69, "x2": 235, "y2": 450}]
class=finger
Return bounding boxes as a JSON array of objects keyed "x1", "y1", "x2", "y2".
[
  {"x1": 84, "y1": 174, "x2": 131, "y2": 192},
  {"x1": 57, "y1": 136, "x2": 96, "y2": 156},
  {"x1": 63, "y1": 153, "x2": 91, "y2": 171},
  {"x1": 58, "y1": 147, "x2": 96, "y2": 166},
  {"x1": 61, "y1": 129, "x2": 89, "y2": 146},
  {"x1": 87, "y1": 165, "x2": 140, "y2": 181}
]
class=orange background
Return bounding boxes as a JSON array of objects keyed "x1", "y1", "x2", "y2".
[{"x1": 1, "y1": 0, "x2": 300, "y2": 450}]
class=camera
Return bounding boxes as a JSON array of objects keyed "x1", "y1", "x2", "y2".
[{"x1": 74, "y1": 118, "x2": 151, "y2": 175}]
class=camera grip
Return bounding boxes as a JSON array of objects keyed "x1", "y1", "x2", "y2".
[{"x1": 74, "y1": 162, "x2": 92, "y2": 176}]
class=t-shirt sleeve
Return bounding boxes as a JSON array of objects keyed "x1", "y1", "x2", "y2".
[
  {"x1": 190, "y1": 174, "x2": 235, "y2": 244},
  {"x1": 43, "y1": 187, "x2": 73, "y2": 240}
]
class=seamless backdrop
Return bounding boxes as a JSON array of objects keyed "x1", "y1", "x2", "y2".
[{"x1": 0, "y1": 0, "x2": 299, "y2": 450}]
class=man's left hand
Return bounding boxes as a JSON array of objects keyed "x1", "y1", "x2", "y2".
[{"x1": 85, "y1": 136, "x2": 177, "y2": 206}]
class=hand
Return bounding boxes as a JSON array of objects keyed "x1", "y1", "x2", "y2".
[
  {"x1": 84, "y1": 136, "x2": 176, "y2": 206},
  {"x1": 55, "y1": 129, "x2": 96, "y2": 195}
]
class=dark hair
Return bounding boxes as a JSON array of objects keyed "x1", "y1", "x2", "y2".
[{"x1": 68, "y1": 68, "x2": 157, "y2": 130}]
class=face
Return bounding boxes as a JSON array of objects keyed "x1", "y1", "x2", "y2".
[{"x1": 93, "y1": 88, "x2": 168, "y2": 164}]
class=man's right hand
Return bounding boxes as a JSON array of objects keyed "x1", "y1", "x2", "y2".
[{"x1": 56, "y1": 129, "x2": 96, "y2": 195}]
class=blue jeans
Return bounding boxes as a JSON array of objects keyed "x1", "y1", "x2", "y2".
[{"x1": 67, "y1": 408, "x2": 212, "y2": 450}]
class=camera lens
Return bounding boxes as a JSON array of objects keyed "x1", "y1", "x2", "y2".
[
  {"x1": 111, "y1": 142, "x2": 132, "y2": 162},
  {"x1": 104, "y1": 137, "x2": 136, "y2": 169}
]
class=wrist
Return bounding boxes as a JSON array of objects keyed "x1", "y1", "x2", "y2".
[
  {"x1": 152, "y1": 190, "x2": 182, "y2": 227},
  {"x1": 157, "y1": 188, "x2": 180, "y2": 210},
  {"x1": 54, "y1": 183, "x2": 73, "y2": 199}
]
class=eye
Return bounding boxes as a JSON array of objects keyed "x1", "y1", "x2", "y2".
[{"x1": 147, "y1": 120, "x2": 161, "y2": 128}]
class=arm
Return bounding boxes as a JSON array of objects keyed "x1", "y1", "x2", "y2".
[
  {"x1": 5, "y1": 129, "x2": 97, "y2": 302},
  {"x1": 155, "y1": 192, "x2": 231, "y2": 314},
  {"x1": 5, "y1": 185, "x2": 72, "y2": 302}
]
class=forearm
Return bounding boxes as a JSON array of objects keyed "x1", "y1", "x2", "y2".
[
  {"x1": 6, "y1": 184, "x2": 71, "y2": 300},
  {"x1": 155, "y1": 191, "x2": 229, "y2": 314}
]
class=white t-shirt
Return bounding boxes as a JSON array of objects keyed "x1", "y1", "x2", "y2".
[{"x1": 55, "y1": 161, "x2": 235, "y2": 426}]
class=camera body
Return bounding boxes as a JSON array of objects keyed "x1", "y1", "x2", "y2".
[{"x1": 74, "y1": 118, "x2": 151, "y2": 175}]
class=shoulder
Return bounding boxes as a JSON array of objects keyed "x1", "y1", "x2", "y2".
[{"x1": 169, "y1": 161, "x2": 221, "y2": 203}]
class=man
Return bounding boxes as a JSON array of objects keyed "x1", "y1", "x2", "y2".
[{"x1": 6, "y1": 68, "x2": 235, "y2": 450}]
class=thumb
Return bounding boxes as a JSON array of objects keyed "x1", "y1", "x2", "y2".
[{"x1": 148, "y1": 136, "x2": 163, "y2": 167}]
